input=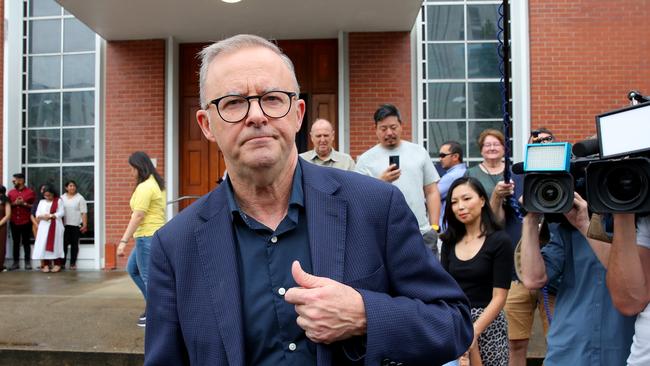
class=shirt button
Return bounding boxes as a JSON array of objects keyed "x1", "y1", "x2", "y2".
[
  {"x1": 270, "y1": 236, "x2": 278, "y2": 244},
  {"x1": 278, "y1": 287, "x2": 286, "y2": 296},
  {"x1": 288, "y1": 342, "x2": 296, "y2": 351}
]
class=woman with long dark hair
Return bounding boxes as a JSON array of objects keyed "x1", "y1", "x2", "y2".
[
  {"x1": 32, "y1": 185, "x2": 65, "y2": 273},
  {"x1": 117, "y1": 151, "x2": 166, "y2": 327},
  {"x1": 440, "y1": 177, "x2": 513, "y2": 366},
  {"x1": 0, "y1": 185, "x2": 12, "y2": 271}
]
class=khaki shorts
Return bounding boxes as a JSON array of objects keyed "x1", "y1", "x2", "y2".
[{"x1": 504, "y1": 281, "x2": 555, "y2": 340}]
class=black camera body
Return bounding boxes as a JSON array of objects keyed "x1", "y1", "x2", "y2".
[
  {"x1": 520, "y1": 142, "x2": 575, "y2": 215},
  {"x1": 585, "y1": 156, "x2": 650, "y2": 213},
  {"x1": 581, "y1": 101, "x2": 650, "y2": 214}
]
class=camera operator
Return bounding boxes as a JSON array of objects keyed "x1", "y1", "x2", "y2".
[
  {"x1": 607, "y1": 214, "x2": 650, "y2": 365},
  {"x1": 519, "y1": 192, "x2": 636, "y2": 365},
  {"x1": 505, "y1": 128, "x2": 557, "y2": 366}
]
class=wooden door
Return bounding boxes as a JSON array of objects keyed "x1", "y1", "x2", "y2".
[{"x1": 179, "y1": 44, "x2": 225, "y2": 210}]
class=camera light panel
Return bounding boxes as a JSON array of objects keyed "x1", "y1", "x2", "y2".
[
  {"x1": 597, "y1": 102, "x2": 650, "y2": 158},
  {"x1": 524, "y1": 142, "x2": 572, "y2": 172}
]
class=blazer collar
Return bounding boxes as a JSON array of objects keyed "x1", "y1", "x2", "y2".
[{"x1": 195, "y1": 187, "x2": 245, "y2": 366}]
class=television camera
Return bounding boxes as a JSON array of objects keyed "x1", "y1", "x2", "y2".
[{"x1": 519, "y1": 91, "x2": 650, "y2": 216}]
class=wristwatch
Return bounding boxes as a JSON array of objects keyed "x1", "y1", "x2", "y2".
[{"x1": 431, "y1": 224, "x2": 440, "y2": 233}]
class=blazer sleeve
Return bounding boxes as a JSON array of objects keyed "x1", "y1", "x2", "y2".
[
  {"x1": 144, "y1": 231, "x2": 190, "y2": 366},
  {"x1": 355, "y1": 187, "x2": 473, "y2": 366}
]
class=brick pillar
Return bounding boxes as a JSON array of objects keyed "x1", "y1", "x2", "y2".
[
  {"x1": 348, "y1": 32, "x2": 412, "y2": 159},
  {"x1": 529, "y1": 0, "x2": 650, "y2": 143},
  {"x1": 105, "y1": 39, "x2": 166, "y2": 269}
]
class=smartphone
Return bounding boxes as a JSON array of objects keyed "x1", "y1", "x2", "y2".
[{"x1": 389, "y1": 155, "x2": 400, "y2": 169}]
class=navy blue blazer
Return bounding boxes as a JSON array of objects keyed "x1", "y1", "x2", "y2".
[{"x1": 144, "y1": 159, "x2": 472, "y2": 366}]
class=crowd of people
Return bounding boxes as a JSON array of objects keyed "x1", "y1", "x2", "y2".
[
  {"x1": 1, "y1": 174, "x2": 88, "y2": 273},
  {"x1": 2, "y1": 34, "x2": 647, "y2": 366}
]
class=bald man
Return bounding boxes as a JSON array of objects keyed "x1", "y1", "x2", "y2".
[{"x1": 299, "y1": 119, "x2": 355, "y2": 171}]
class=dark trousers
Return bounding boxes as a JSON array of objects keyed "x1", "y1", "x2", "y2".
[
  {"x1": 63, "y1": 225, "x2": 81, "y2": 266},
  {"x1": 10, "y1": 222, "x2": 32, "y2": 262}
]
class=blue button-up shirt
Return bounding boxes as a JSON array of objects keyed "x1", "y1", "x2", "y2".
[
  {"x1": 541, "y1": 223, "x2": 636, "y2": 366},
  {"x1": 438, "y1": 163, "x2": 467, "y2": 228},
  {"x1": 225, "y1": 164, "x2": 316, "y2": 366}
]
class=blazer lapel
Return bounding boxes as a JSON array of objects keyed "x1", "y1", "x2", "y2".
[
  {"x1": 302, "y1": 161, "x2": 348, "y2": 366},
  {"x1": 195, "y1": 190, "x2": 245, "y2": 366}
]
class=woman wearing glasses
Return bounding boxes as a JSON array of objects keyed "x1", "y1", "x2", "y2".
[{"x1": 117, "y1": 151, "x2": 166, "y2": 327}]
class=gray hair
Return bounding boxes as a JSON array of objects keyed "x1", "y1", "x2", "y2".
[{"x1": 198, "y1": 34, "x2": 300, "y2": 108}]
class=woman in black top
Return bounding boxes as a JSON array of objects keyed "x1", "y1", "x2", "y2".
[{"x1": 441, "y1": 177, "x2": 513, "y2": 366}]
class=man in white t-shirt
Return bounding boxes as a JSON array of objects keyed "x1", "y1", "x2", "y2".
[
  {"x1": 356, "y1": 104, "x2": 441, "y2": 253},
  {"x1": 607, "y1": 214, "x2": 650, "y2": 366}
]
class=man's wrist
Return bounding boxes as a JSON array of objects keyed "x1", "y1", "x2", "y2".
[{"x1": 431, "y1": 224, "x2": 440, "y2": 233}]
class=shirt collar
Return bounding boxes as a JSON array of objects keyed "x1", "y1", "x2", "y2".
[
  {"x1": 309, "y1": 148, "x2": 338, "y2": 162},
  {"x1": 447, "y1": 163, "x2": 467, "y2": 173},
  {"x1": 224, "y1": 163, "x2": 305, "y2": 222}
]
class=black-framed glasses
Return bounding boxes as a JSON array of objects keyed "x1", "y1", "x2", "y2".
[
  {"x1": 206, "y1": 91, "x2": 297, "y2": 123},
  {"x1": 438, "y1": 152, "x2": 452, "y2": 158}
]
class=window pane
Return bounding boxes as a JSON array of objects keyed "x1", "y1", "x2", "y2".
[
  {"x1": 80, "y1": 203, "x2": 95, "y2": 241},
  {"x1": 29, "y1": 56, "x2": 61, "y2": 90},
  {"x1": 28, "y1": 92, "x2": 60, "y2": 127},
  {"x1": 467, "y1": 4, "x2": 499, "y2": 41},
  {"x1": 29, "y1": 0, "x2": 61, "y2": 17},
  {"x1": 427, "y1": 121, "x2": 467, "y2": 158},
  {"x1": 468, "y1": 43, "x2": 500, "y2": 78},
  {"x1": 63, "y1": 128, "x2": 94, "y2": 163},
  {"x1": 28, "y1": 129, "x2": 60, "y2": 163},
  {"x1": 427, "y1": 83, "x2": 466, "y2": 119},
  {"x1": 426, "y1": 5, "x2": 464, "y2": 41},
  {"x1": 63, "y1": 19, "x2": 95, "y2": 52},
  {"x1": 63, "y1": 165, "x2": 94, "y2": 201},
  {"x1": 63, "y1": 91, "x2": 95, "y2": 126},
  {"x1": 29, "y1": 19, "x2": 61, "y2": 54},
  {"x1": 63, "y1": 54, "x2": 95, "y2": 88},
  {"x1": 427, "y1": 44, "x2": 465, "y2": 79},
  {"x1": 27, "y1": 166, "x2": 60, "y2": 195},
  {"x1": 468, "y1": 121, "x2": 503, "y2": 159},
  {"x1": 468, "y1": 82, "x2": 501, "y2": 119}
]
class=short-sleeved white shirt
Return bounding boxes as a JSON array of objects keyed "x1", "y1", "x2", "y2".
[
  {"x1": 356, "y1": 140, "x2": 439, "y2": 233},
  {"x1": 61, "y1": 193, "x2": 87, "y2": 226}
]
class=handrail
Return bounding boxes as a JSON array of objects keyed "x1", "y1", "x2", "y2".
[{"x1": 167, "y1": 195, "x2": 202, "y2": 205}]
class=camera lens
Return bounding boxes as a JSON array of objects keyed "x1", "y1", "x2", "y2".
[
  {"x1": 604, "y1": 166, "x2": 645, "y2": 204},
  {"x1": 535, "y1": 179, "x2": 564, "y2": 208}
]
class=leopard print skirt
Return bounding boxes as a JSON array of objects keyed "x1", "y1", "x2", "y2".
[{"x1": 471, "y1": 307, "x2": 509, "y2": 366}]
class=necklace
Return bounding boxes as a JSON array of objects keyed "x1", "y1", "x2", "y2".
[{"x1": 480, "y1": 161, "x2": 504, "y2": 175}]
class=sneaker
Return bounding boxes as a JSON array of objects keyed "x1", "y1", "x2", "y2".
[
  {"x1": 137, "y1": 317, "x2": 146, "y2": 328},
  {"x1": 9, "y1": 263, "x2": 19, "y2": 271},
  {"x1": 25, "y1": 263, "x2": 32, "y2": 271},
  {"x1": 139, "y1": 312, "x2": 146, "y2": 321}
]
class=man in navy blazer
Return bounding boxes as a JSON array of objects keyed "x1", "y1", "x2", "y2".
[{"x1": 144, "y1": 34, "x2": 472, "y2": 366}]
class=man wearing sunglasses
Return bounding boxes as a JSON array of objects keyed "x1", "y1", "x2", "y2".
[
  {"x1": 437, "y1": 141, "x2": 467, "y2": 231},
  {"x1": 144, "y1": 34, "x2": 472, "y2": 366}
]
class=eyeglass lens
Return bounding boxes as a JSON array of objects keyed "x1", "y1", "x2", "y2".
[{"x1": 217, "y1": 91, "x2": 292, "y2": 123}]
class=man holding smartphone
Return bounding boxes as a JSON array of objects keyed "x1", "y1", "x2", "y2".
[{"x1": 356, "y1": 104, "x2": 442, "y2": 254}]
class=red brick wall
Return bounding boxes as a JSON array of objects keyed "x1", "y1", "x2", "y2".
[
  {"x1": 105, "y1": 39, "x2": 166, "y2": 269},
  {"x1": 529, "y1": 0, "x2": 650, "y2": 143},
  {"x1": 348, "y1": 32, "x2": 412, "y2": 159}
]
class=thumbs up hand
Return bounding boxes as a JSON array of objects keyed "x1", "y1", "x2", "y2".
[{"x1": 284, "y1": 260, "x2": 367, "y2": 344}]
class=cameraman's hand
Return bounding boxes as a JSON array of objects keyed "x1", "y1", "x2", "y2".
[{"x1": 563, "y1": 192, "x2": 590, "y2": 235}]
